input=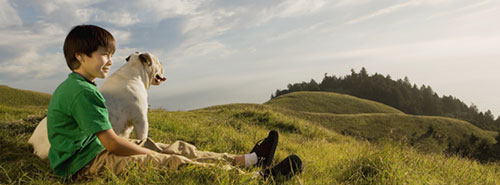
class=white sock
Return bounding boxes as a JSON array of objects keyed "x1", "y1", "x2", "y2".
[{"x1": 244, "y1": 152, "x2": 258, "y2": 167}]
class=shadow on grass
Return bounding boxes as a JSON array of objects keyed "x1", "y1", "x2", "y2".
[{"x1": 233, "y1": 111, "x2": 301, "y2": 134}]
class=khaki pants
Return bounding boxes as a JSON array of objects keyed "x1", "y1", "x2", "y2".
[{"x1": 77, "y1": 138, "x2": 238, "y2": 177}]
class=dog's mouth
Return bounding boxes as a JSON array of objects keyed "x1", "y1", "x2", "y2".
[{"x1": 154, "y1": 74, "x2": 167, "y2": 84}]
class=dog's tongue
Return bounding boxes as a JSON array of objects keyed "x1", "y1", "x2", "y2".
[{"x1": 156, "y1": 75, "x2": 167, "y2": 82}]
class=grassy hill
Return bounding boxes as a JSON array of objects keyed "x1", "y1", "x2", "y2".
[
  {"x1": 266, "y1": 92, "x2": 498, "y2": 154},
  {"x1": 2, "y1": 87, "x2": 500, "y2": 184},
  {"x1": 0, "y1": 85, "x2": 51, "y2": 123},
  {"x1": 0, "y1": 85, "x2": 51, "y2": 107},
  {"x1": 265, "y1": 91, "x2": 402, "y2": 114}
]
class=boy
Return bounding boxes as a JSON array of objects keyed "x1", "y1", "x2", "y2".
[{"x1": 47, "y1": 24, "x2": 302, "y2": 180}]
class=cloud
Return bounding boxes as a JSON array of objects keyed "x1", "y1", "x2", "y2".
[
  {"x1": 426, "y1": 0, "x2": 492, "y2": 20},
  {"x1": 94, "y1": 10, "x2": 140, "y2": 27},
  {"x1": 108, "y1": 29, "x2": 131, "y2": 45},
  {"x1": 167, "y1": 40, "x2": 232, "y2": 66},
  {"x1": 184, "y1": 41, "x2": 231, "y2": 58},
  {"x1": 27, "y1": 0, "x2": 102, "y2": 25},
  {"x1": 137, "y1": 0, "x2": 206, "y2": 22},
  {"x1": 181, "y1": 9, "x2": 237, "y2": 36},
  {"x1": 346, "y1": 0, "x2": 454, "y2": 24},
  {"x1": 334, "y1": 0, "x2": 372, "y2": 7},
  {"x1": 252, "y1": 0, "x2": 327, "y2": 26},
  {"x1": 456, "y1": 2, "x2": 500, "y2": 22},
  {"x1": 310, "y1": 35, "x2": 500, "y2": 65},
  {"x1": 35, "y1": 0, "x2": 102, "y2": 14},
  {"x1": 26, "y1": 0, "x2": 139, "y2": 27},
  {"x1": 0, "y1": 23, "x2": 67, "y2": 80},
  {"x1": 0, "y1": 49, "x2": 66, "y2": 80},
  {"x1": 0, "y1": 0, "x2": 23, "y2": 27},
  {"x1": 275, "y1": 0, "x2": 327, "y2": 18}
]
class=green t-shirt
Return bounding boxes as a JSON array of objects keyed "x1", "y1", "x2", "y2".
[{"x1": 47, "y1": 72, "x2": 112, "y2": 177}]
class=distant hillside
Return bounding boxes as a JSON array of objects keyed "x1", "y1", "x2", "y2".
[
  {"x1": 265, "y1": 91, "x2": 402, "y2": 114},
  {"x1": 279, "y1": 109, "x2": 496, "y2": 153},
  {"x1": 0, "y1": 85, "x2": 51, "y2": 107},
  {"x1": 264, "y1": 91, "x2": 498, "y2": 160},
  {"x1": 271, "y1": 68, "x2": 500, "y2": 132},
  {"x1": 0, "y1": 85, "x2": 50, "y2": 123}
]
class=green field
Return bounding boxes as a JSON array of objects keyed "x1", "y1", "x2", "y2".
[{"x1": 1, "y1": 87, "x2": 500, "y2": 184}]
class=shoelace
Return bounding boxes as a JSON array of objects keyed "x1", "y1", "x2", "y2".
[{"x1": 250, "y1": 138, "x2": 265, "y2": 153}]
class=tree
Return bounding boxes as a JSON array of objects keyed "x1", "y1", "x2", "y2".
[
  {"x1": 270, "y1": 67, "x2": 500, "y2": 132},
  {"x1": 309, "y1": 79, "x2": 320, "y2": 91}
]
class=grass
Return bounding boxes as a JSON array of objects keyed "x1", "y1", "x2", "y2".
[
  {"x1": 0, "y1": 85, "x2": 51, "y2": 107},
  {"x1": 2, "y1": 87, "x2": 500, "y2": 184},
  {"x1": 265, "y1": 91, "x2": 402, "y2": 114},
  {"x1": 0, "y1": 85, "x2": 49, "y2": 123}
]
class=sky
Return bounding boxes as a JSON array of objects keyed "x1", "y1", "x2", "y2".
[{"x1": 1, "y1": 0, "x2": 500, "y2": 116}]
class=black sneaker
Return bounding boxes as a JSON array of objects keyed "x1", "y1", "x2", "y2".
[
  {"x1": 260, "y1": 154, "x2": 303, "y2": 180},
  {"x1": 250, "y1": 130, "x2": 279, "y2": 168}
]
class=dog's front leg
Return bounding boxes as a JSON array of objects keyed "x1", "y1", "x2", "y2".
[{"x1": 134, "y1": 113, "x2": 149, "y2": 140}]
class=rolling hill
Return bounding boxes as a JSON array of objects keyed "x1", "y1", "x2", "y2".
[
  {"x1": 265, "y1": 91, "x2": 403, "y2": 114},
  {"x1": 265, "y1": 91, "x2": 498, "y2": 154},
  {"x1": 0, "y1": 85, "x2": 51, "y2": 123},
  {"x1": 0, "y1": 85, "x2": 51, "y2": 107}
]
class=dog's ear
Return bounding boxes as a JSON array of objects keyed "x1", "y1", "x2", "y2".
[
  {"x1": 125, "y1": 55, "x2": 131, "y2": 62},
  {"x1": 139, "y1": 53, "x2": 152, "y2": 66}
]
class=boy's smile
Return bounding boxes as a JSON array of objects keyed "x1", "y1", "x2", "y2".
[{"x1": 74, "y1": 46, "x2": 113, "y2": 82}]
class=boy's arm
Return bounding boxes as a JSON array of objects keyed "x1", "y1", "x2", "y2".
[{"x1": 96, "y1": 129, "x2": 157, "y2": 156}]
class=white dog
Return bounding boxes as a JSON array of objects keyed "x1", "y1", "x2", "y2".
[{"x1": 28, "y1": 52, "x2": 166, "y2": 159}]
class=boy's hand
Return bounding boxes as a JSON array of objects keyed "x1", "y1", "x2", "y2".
[{"x1": 96, "y1": 129, "x2": 156, "y2": 156}]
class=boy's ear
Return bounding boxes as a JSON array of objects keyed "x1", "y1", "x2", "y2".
[
  {"x1": 75, "y1": 53, "x2": 84, "y2": 62},
  {"x1": 139, "y1": 53, "x2": 152, "y2": 66}
]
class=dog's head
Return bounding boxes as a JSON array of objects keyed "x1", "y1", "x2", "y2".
[{"x1": 126, "y1": 52, "x2": 167, "y2": 86}]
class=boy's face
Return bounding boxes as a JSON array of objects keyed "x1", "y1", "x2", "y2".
[{"x1": 76, "y1": 46, "x2": 113, "y2": 81}]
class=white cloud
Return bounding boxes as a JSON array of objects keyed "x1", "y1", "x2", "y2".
[
  {"x1": 0, "y1": 23, "x2": 68, "y2": 80},
  {"x1": 275, "y1": 0, "x2": 327, "y2": 18},
  {"x1": 253, "y1": 0, "x2": 327, "y2": 26},
  {"x1": 29, "y1": 0, "x2": 139, "y2": 27},
  {"x1": 334, "y1": 0, "x2": 372, "y2": 7},
  {"x1": 167, "y1": 40, "x2": 231, "y2": 65},
  {"x1": 266, "y1": 21, "x2": 330, "y2": 43},
  {"x1": 347, "y1": 0, "x2": 416, "y2": 24},
  {"x1": 35, "y1": 0, "x2": 102, "y2": 14},
  {"x1": 185, "y1": 41, "x2": 230, "y2": 57},
  {"x1": 426, "y1": 0, "x2": 491, "y2": 20},
  {"x1": 109, "y1": 29, "x2": 131, "y2": 45},
  {"x1": 346, "y1": 0, "x2": 454, "y2": 24},
  {"x1": 137, "y1": 0, "x2": 206, "y2": 22},
  {"x1": 456, "y1": 2, "x2": 500, "y2": 22},
  {"x1": 182, "y1": 8, "x2": 239, "y2": 37},
  {"x1": 28, "y1": 0, "x2": 100, "y2": 25},
  {"x1": 310, "y1": 35, "x2": 500, "y2": 65},
  {"x1": 0, "y1": 0, "x2": 22, "y2": 27},
  {"x1": 0, "y1": 49, "x2": 66, "y2": 79},
  {"x1": 94, "y1": 10, "x2": 140, "y2": 27}
]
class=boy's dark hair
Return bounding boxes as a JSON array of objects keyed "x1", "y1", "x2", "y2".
[{"x1": 63, "y1": 25, "x2": 116, "y2": 70}]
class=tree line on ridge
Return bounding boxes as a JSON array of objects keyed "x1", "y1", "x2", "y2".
[{"x1": 272, "y1": 67, "x2": 500, "y2": 132}]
